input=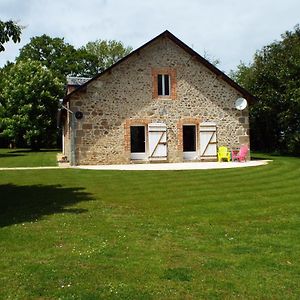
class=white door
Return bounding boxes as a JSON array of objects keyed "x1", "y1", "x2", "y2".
[
  {"x1": 148, "y1": 123, "x2": 167, "y2": 160},
  {"x1": 199, "y1": 122, "x2": 217, "y2": 159}
]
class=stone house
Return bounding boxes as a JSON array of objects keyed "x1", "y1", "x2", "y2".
[{"x1": 62, "y1": 30, "x2": 253, "y2": 165}]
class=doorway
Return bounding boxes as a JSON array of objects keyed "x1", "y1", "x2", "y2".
[
  {"x1": 130, "y1": 126, "x2": 146, "y2": 160},
  {"x1": 183, "y1": 125, "x2": 197, "y2": 160}
]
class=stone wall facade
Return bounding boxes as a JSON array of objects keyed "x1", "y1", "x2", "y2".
[{"x1": 65, "y1": 35, "x2": 250, "y2": 165}]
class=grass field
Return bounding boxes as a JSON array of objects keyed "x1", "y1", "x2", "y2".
[
  {"x1": 0, "y1": 148, "x2": 58, "y2": 167},
  {"x1": 0, "y1": 152, "x2": 299, "y2": 299}
]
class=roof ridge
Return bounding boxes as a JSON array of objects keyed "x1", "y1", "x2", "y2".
[{"x1": 64, "y1": 30, "x2": 255, "y2": 102}]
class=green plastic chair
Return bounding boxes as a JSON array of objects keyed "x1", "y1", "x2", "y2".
[{"x1": 218, "y1": 146, "x2": 231, "y2": 162}]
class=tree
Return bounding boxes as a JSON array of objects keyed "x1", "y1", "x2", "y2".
[
  {"x1": 232, "y1": 25, "x2": 300, "y2": 155},
  {"x1": 0, "y1": 20, "x2": 22, "y2": 52},
  {"x1": 16, "y1": 35, "x2": 98, "y2": 79},
  {"x1": 82, "y1": 39, "x2": 133, "y2": 73},
  {"x1": 202, "y1": 50, "x2": 220, "y2": 67},
  {"x1": 17, "y1": 35, "x2": 133, "y2": 79},
  {"x1": 0, "y1": 34, "x2": 133, "y2": 149},
  {"x1": 0, "y1": 60, "x2": 64, "y2": 150}
]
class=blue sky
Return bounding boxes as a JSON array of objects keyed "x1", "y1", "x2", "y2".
[{"x1": 1, "y1": 0, "x2": 299, "y2": 73}]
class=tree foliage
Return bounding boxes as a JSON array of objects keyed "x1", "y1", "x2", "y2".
[
  {"x1": 202, "y1": 50, "x2": 220, "y2": 67},
  {"x1": 16, "y1": 35, "x2": 133, "y2": 78},
  {"x1": 232, "y1": 25, "x2": 300, "y2": 155},
  {"x1": 0, "y1": 34, "x2": 132, "y2": 148},
  {"x1": 0, "y1": 61, "x2": 64, "y2": 149},
  {"x1": 16, "y1": 35, "x2": 98, "y2": 79},
  {"x1": 0, "y1": 20, "x2": 22, "y2": 52},
  {"x1": 82, "y1": 39, "x2": 133, "y2": 73}
]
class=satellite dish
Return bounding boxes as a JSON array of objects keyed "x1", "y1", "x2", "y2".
[{"x1": 235, "y1": 98, "x2": 248, "y2": 110}]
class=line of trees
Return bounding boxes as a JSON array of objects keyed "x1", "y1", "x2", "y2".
[
  {"x1": 0, "y1": 20, "x2": 132, "y2": 149},
  {"x1": 231, "y1": 24, "x2": 300, "y2": 155},
  {"x1": 1, "y1": 21, "x2": 299, "y2": 155}
]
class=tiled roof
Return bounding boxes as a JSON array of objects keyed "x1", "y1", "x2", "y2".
[{"x1": 66, "y1": 76, "x2": 91, "y2": 86}]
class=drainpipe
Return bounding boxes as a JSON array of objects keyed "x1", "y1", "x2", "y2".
[
  {"x1": 61, "y1": 103, "x2": 76, "y2": 166},
  {"x1": 70, "y1": 112, "x2": 76, "y2": 166}
]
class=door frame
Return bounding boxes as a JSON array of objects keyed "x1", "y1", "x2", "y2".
[
  {"x1": 130, "y1": 124, "x2": 148, "y2": 160},
  {"x1": 182, "y1": 123, "x2": 198, "y2": 160}
]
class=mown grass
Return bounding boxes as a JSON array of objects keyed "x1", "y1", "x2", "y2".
[
  {"x1": 0, "y1": 154, "x2": 299, "y2": 299},
  {"x1": 0, "y1": 148, "x2": 58, "y2": 167}
]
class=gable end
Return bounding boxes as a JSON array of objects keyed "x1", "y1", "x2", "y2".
[{"x1": 64, "y1": 30, "x2": 255, "y2": 103}]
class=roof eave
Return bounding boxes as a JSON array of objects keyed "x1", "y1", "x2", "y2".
[{"x1": 64, "y1": 30, "x2": 256, "y2": 103}]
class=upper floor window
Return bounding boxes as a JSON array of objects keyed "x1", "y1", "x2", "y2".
[
  {"x1": 152, "y1": 68, "x2": 176, "y2": 100},
  {"x1": 158, "y1": 74, "x2": 170, "y2": 96}
]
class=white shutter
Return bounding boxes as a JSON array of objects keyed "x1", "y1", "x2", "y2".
[
  {"x1": 199, "y1": 122, "x2": 217, "y2": 159},
  {"x1": 148, "y1": 123, "x2": 167, "y2": 160}
]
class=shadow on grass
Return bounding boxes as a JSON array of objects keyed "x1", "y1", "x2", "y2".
[
  {"x1": 251, "y1": 152, "x2": 274, "y2": 161},
  {"x1": 9, "y1": 149, "x2": 59, "y2": 154},
  {"x1": 0, "y1": 184, "x2": 94, "y2": 227},
  {"x1": 250, "y1": 156, "x2": 268, "y2": 161},
  {"x1": 0, "y1": 153, "x2": 25, "y2": 158}
]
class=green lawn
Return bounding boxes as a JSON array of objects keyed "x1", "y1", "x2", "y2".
[
  {"x1": 0, "y1": 154, "x2": 299, "y2": 299},
  {"x1": 0, "y1": 148, "x2": 58, "y2": 167}
]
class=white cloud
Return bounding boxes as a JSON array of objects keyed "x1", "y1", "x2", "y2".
[{"x1": 1, "y1": 0, "x2": 299, "y2": 73}]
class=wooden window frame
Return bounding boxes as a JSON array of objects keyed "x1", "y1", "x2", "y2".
[
  {"x1": 152, "y1": 68, "x2": 176, "y2": 100},
  {"x1": 158, "y1": 74, "x2": 170, "y2": 96}
]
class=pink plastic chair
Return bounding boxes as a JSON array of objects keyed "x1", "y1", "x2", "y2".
[{"x1": 231, "y1": 144, "x2": 249, "y2": 162}]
